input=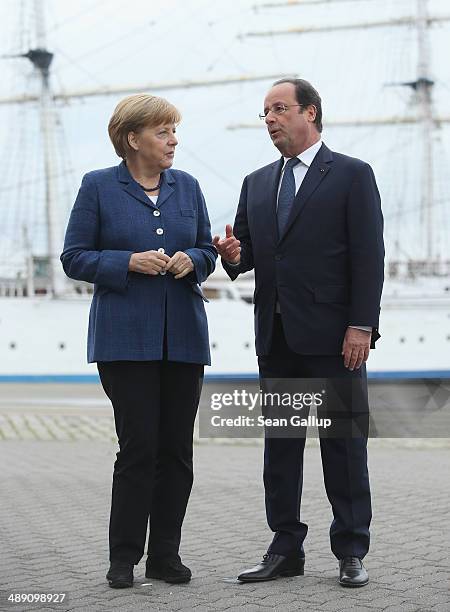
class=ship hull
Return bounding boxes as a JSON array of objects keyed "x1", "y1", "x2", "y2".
[{"x1": 1, "y1": 296, "x2": 449, "y2": 380}]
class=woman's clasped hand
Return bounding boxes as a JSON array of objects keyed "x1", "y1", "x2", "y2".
[{"x1": 128, "y1": 250, "x2": 194, "y2": 278}]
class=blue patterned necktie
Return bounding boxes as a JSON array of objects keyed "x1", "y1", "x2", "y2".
[{"x1": 277, "y1": 157, "x2": 300, "y2": 235}]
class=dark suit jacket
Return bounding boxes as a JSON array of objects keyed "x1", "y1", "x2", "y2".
[
  {"x1": 223, "y1": 143, "x2": 384, "y2": 356},
  {"x1": 61, "y1": 162, "x2": 216, "y2": 364}
]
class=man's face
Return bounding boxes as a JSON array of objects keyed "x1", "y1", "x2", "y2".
[{"x1": 263, "y1": 83, "x2": 315, "y2": 157}]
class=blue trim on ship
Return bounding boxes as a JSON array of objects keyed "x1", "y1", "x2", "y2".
[{"x1": 0, "y1": 370, "x2": 449, "y2": 382}]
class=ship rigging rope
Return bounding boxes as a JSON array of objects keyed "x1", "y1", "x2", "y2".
[
  {"x1": 205, "y1": 32, "x2": 246, "y2": 75},
  {"x1": 52, "y1": 0, "x2": 212, "y2": 84},
  {"x1": 383, "y1": 197, "x2": 450, "y2": 220},
  {"x1": 52, "y1": 47, "x2": 107, "y2": 91},
  {"x1": 56, "y1": 20, "x2": 158, "y2": 71},
  {"x1": 178, "y1": 143, "x2": 238, "y2": 193},
  {"x1": 433, "y1": 137, "x2": 450, "y2": 258},
  {"x1": 47, "y1": 0, "x2": 112, "y2": 33},
  {"x1": 94, "y1": 0, "x2": 222, "y2": 82},
  {"x1": 0, "y1": 170, "x2": 73, "y2": 195}
]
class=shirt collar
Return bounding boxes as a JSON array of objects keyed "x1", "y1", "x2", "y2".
[{"x1": 283, "y1": 139, "x2": 322, "y2": 169}]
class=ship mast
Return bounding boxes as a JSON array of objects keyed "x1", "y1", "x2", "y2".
[
  {"x1": 4, "y1": 0, "x2": 69, "y2": 296},
  {"x1": 416, "y1": 0, "x2": 434, "y2": 264},
  {"x1": 26, "y1": 0, "x2": 66, "y2": 296}
]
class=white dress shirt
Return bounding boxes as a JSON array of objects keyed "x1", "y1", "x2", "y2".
[{"x1": 277, "y1": 138, "x2": 323, "y2": 204}]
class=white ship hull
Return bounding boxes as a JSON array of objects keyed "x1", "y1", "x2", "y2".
[{"x1": 1, "y1": 293, "x2": 449, "y2": 380}]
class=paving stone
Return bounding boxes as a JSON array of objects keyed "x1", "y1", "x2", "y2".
[{"x1": 0, "y1": 427, "x2": 449, "y2": 611}]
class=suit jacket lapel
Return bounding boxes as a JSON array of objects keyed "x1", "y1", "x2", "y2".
[
  {"x1": 262, "y1": 158, "x2": 284, "y2": 245},
  {"x1": 278, "y1": 143, "x2": 333, "y2": 242}
]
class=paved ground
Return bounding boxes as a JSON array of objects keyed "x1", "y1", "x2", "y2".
[{"x1": 0, "y1": 385, "x2": 449, "y2": 612}]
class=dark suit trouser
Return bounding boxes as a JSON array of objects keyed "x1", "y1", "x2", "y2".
[
  {"x1": 258, "y1": 315, "x2": 371, "y2": 560},
  {"x1": 97, "y1": 360, "x2": 203, "y2": 564}
]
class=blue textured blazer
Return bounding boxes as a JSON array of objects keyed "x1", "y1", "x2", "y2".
[{"x1": 61, "y1": 161, "x2": 217, "y2": 364}]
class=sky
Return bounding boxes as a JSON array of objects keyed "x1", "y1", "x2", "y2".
[{"x1": 0, "y1": 0, "x2": 449, "y2": 272}]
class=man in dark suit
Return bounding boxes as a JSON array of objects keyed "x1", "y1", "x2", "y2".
[{"x1": 213, "y1": 78, "x2": 384, "y2": 587}]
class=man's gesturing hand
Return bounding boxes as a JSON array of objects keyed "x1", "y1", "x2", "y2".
[
  {"x1": 166, "y1": 251, "x2": 194, "y2": 279},
  {"x1": 212, "y1": 224, "x2": 241, "y2": 264},
  {"x1": 129, "y1": 250, "x2": 170, "y2": 275},
  {"x1": 341, "y1": 327, "x2": 371, "y2": 370}
]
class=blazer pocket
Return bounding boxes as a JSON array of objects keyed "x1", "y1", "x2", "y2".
[
  {"x1": 314, "y1": 285, "x2": 349, "y2": 304},
  {"x1": 165, "y1": 209, "x2": 196, "y2": 218}
]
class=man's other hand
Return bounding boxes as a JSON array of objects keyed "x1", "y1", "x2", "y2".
[{"x1": 212, "y1": 224, "x2": 241, "y2": 264}]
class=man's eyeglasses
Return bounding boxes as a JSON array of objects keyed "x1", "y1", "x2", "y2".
[{"x1": 259, "y1": 104, "x2": 303, "y2": 120}]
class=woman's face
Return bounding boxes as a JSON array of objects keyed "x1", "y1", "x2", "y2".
[{"x1": 128, "y1": 123, "x2": 178, "y2": 171}]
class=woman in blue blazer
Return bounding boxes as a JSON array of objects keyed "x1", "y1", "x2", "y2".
[{"x1": 61, "y1": 94, "x2": 216, "y2": 588}]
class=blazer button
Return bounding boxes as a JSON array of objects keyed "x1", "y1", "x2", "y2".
[
  {"x1": 275, "y1": 254, "x2": 282, "y2": 261},
  {"x1": 153, "y1": 210, "x2": 161, "y2": 216},
  {"x1": 158, "y1": 247, "x2": 166, "y2": 274},
  {"x1": 156, "y1": 228, "x2": 164, "y2": 235}
]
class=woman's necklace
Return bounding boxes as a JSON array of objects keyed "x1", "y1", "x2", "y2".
[{"x1": 137, "y1": 174, "x2": 162, "y2": 192}]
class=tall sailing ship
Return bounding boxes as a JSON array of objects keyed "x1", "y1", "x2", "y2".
[{"x1": 0, "y1": 0, "x2": 449, "y2": 380}]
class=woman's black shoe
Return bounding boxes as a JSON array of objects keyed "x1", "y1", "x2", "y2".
[
  {"x1": 145, "y1": 555, "x2": 192, "y2": 584},
  {"x1": 106, "y1": 561, "x2": 134, "y2": 588}
]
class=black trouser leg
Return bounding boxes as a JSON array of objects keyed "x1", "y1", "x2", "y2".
[
  {"x1": 258, "y1": 316, "x2": 308, "y2": 556},
  {"x1": 147, "y1": 361, "x2": 203, "y2": 558},
  {"x1": 304, "y1": 356, "x2": 372, "y2": 560},
  {"x1": 319, "y1": 436, "x2": 371, "y2": 559},
  {"x1": 264, "y1": 436, "x2": 308, "y2": 556},
  {"x1": 98, "y1": 361, "x2": 161, "y2": 564}
]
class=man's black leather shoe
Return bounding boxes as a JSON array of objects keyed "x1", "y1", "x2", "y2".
[
  {"x1": 237, "y1": 553, "x2": 305, "y2": 582},
  {"x1": 339, "y1": 556, "x2": 368, "y2": 587},
  {"x1": 106, "y1": 561, "x2": 134, "y2": 588},
  {"x1": 145, "y1": 554, "x2": 192, "y2": 584}
]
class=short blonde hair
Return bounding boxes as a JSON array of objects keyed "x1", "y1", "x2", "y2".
[{"x1": 108, "y1": 94, "x2": 182, "y2": 159}]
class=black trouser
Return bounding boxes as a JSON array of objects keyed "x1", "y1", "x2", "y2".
[
  {"x1": 258, "y1": 315, "x2": 372, "y2": 560},
  {"x1": 98, "y1": 360, "x2": 203, "y2": 564}
]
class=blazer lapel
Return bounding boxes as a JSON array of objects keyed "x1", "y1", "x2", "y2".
[
  {"x1": 117, "y1": 161, "x2": 153, "y2": 208},
  {"x1": 155, "y1": 170, "x2": 175, "y2": 208},
  {"x1": 279, "y1": 143, "x2": 333, "y2": 241},
  {"x1": 116, "y1": 161, "x2": 175, "y2": 209}
]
